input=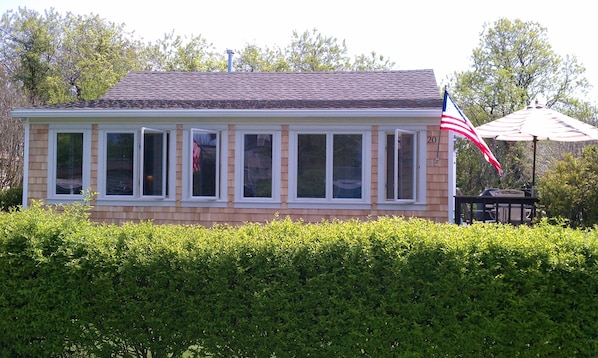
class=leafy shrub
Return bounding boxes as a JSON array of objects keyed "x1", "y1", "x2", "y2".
[
  {"x1": 538, "y1": 145, "x2": 598, "y2": 227},
  {"x1": 0, "y1": 205, "x2": 597, "y2": 357},
  {"x1": 0, "y1": 186, "x2": 22, "y2": 211}
]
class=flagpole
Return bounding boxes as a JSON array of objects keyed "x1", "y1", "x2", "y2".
[
  {"x1": 532, "y1": 136, "x2": 537, "y2": 195},
  {"x1": 435, "y1": 89, "x2": 447, "y2": 165}
]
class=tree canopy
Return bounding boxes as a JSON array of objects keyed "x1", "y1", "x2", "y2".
[
  {"x1": 1, "y1": 8, "x2": 143, "y2": 104},
  {"x1": 447, "y1": 18, "x2": 597, "y2": 195},
  {"x1": 233, "y1": 29, "x2": 394, "y2": 73}
]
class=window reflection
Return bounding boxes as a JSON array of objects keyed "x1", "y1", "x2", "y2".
[
  {"x1": 143, "y1": 131, "x2": 165, "y2": 196},
  {"x1": 106, "y1": 133, "x2": 134, "y2": 196},
  {"x1": 333, "y1": 134, "x2": 362, "y2": 199},
  {"x1": 192, "y1": 131, "x2": 218, "y2": 197},
  {"x1": 244, "y1": 134, "x2": 273, "y2": 198},
  {"x1": 297, "y1": 134, "x2": 326, "y2": 198},
  {"x1": 386, "y1": 132, "x2": 414, "y2": 200},
  {"x1": 55, "y1": 132, "x2": 83, "y2": 195}
]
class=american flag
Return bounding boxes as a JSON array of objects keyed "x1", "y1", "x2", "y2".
[{"x1": 440, "y1": 91, "x2": 503, "y2": 175}]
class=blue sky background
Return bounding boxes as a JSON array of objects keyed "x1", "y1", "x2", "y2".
[{"x1": 2, "y1": 0, "x2": 597, "y2": 103}]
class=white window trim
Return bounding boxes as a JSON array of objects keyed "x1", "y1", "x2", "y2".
[
  {"x1": 181, "y1": 125, "x2": 228, "y2": 207},
  {"x1": 234, "y1": 127, "x2": 281, "y2": 207},
  {"x1": 288, "y1": 126, "x2": 371, "y2": 208},
  {"x1": 96, "y1": 125, "x2": 176, "y2": 206},
  {"x1": 377, "y1": 126, "x2": 427, "y2": 209},
  {"x1": 47, "y1": 125, "x2": 91, "y2": 204}
]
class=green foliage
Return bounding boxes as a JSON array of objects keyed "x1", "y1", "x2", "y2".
[
  {"x1": 0, "y1": 186, "x2": 22, "y2": 211},
  {"x1": 537, "y1": 145, "x2": 598, "y2": 227},
  {"x1": 57, "y1": 13, "x2": 144, "y2": 101},
  {"x1": 233, "y1": 28, "x2": 395, "y2": 73},
  {"x1": 233, "y1": 43, "x2": 290, "y2": 72},
  {"x1": 1, "y1": 8, "x2": 144, "y2": 105},
  {"x1": 140, "y1": 31, "x2": 227, "y2": 72},
  {"x1": 448, "y1": 18, "x2": 598, "y2": 195},
  {"x1": 1, "y1": 8, "x2": 58, "y2": 105},
  {"x1": 1, "y1": 207, "x2": 597, "y2": 357}
]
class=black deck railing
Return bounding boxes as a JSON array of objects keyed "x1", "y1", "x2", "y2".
[{"x1": 455, "y1": 195, "x2": 540, "y2": 225}]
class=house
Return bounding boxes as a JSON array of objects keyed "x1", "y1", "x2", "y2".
[{"x1": 12, "y1": 70, "x2": 454, "y2": 226}]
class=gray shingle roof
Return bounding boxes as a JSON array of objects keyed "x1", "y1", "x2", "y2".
[{"x1": 31, "y1": 70, "x2": 442, "y2": 110}]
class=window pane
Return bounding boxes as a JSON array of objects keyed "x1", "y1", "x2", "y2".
[
  {"x1": 333, "y1": 134, "x2": 362, "y2": 198},
  {"x1": 106, "y1": 133, "x2": 134, "y2": 196},
  {"x1": 143, "y1": 132, "x2": 164, "y2": 196},
  {"x1": 244, "y1": 134, "x2": 272, "y2": 198},
  {"x1": 56, "y1": 132, "x2": 83, "y2": 195},
  {"x1": 192, "y1": 131, "x2": 218, "y2": 197},
  {"x1": 297, "y1": 134, "x2": 326, "y2": 198},
  {"x1": 398, "y1": 134, "x2": 414, "y2": 199},
  {"x1": 386, "y1": 133, "x2": 414, "y2": 200}
]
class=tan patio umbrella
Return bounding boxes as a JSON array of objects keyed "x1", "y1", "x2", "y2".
[{"x1": 475, "y1": 101, "x2": 598, "y2": 189}]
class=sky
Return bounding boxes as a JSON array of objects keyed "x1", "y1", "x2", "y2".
[{"x1": 2, "y1": 0, "x2": 598, "y2": 102}]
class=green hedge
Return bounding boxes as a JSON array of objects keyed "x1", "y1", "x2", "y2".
[{"x1": 0, "y1": 203, "x2": 597, "y2": 357}]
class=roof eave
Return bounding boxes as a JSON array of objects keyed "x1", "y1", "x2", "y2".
[{"x1": 12, "y1": 108, "x2": 441, "y2": 119}]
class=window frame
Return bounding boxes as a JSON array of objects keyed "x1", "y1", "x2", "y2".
[
  {"x1": 181, "y1": 125, "x2": 228, "y2": 206},
  {"x1": 140, "y1": 127, "x2": 168, "y2": 199},
  {"x1": 288, "y1": 126, "x2": 371, "y2": 207},
  {"x1": 377, "y1": 126, "x2": 427, "y2": 208},
  {"x1": 97, "y1": 125, "x2": 176, "y2": 204},
  {"x1": 47, "y1": 125, "x2": 91, "y2": 203},
  {"x1": 234, "y1": 127, "x2": 281, "y2": 206}
]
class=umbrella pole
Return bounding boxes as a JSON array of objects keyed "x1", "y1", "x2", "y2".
[{"x1": 532, "y1": 136, "x2": 537, "y2": 195}]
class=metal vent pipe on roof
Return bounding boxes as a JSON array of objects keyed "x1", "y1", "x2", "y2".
[{"x1": 226, "y1": 49, "x2": 234, "y2": 72}]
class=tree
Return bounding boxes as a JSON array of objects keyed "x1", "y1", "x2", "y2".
[
  {"x1": 537, "y1": 145, "x2": 598, "y2": 227},
  {"x1": 1, "y1": 8, "x2": 145, "y2": 105},
  {"x1": 286, "y1": 28, "x2": 351, "y2": 72},
  {"x1": 140, "y1": 31, "x2": 227, "y2": 72},
  {"x1": 233, "y1": 43, "x2": 290, "y2": 72},
  {"x1": 0, "y1": 66, "x2": 24, "y2": 189},
  {"x1": 56, "y1": 13, "x2": 145, "y2": 101},
  {"x1": 233, "y1": 29, "x2": 395, "y2": 72},
  {"x1": 447, "y1": 18, "x2": 597, "y2": 195},
  {"x1": 351, "y1": 51, "x2": 394, "y2": 71},
  {"x1": 0, "y1": 8, "x2": 60, "y2": 105}
]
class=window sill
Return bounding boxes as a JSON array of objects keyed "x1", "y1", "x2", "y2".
[
  {"x1": 233, "y1": 200, "x2": 282, "y2": 209},
  {"x1": 95, "y1": 198, "x2": 177, "y2": 207},
  {"x1": 46, "y1": 197, "x2": 85, "y2": 205},
  {"x1": 287, "y1": 201, "x2": 372, "y2": 210},
  {"x1": 180, "y1": 199, "x2": 228, "y2": 208},
  {"x1": 376, "y1": 202, "x2": 427, "y2": 211}
]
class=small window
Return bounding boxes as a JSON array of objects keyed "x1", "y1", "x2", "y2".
[
  {"x1": 333, "y1": 134, "x2": 362, "y2": 199},
  {"x1": 243, "y1": 133, "x2": 273, "y2": 198},
  {"x1": 141, "y1": 128, "x2": 167, "y2": 197},
  {"x1": 105, "y1": 132, "x2": 135, "y2": 196},
  {"x1": 48, "y1": 127, "x2": 91, "y2": 202},
  {"x1": 297, "y1": 134, "x2": 326, "y2": 198},
  {"x1": 55, "y1": 132, "x2": 84, "y2": 195},
  {"x1": 191, "y1": 129, "x2": 219, "y2": 198},
  {"x1": 54, "y1": 132, "x2": 84, "y2": 195},
  {"x1": 385, "y1": 130, "x2": 415, "y2": 201}
]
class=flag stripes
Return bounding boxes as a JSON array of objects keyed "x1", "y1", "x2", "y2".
[{"x1": 441, "y1": 91, "x2": 503, "y2": 175}]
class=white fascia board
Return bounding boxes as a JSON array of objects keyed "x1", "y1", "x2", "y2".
[{"x1": 12, "y1": 108, "x2": 441, "y2": 119}]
